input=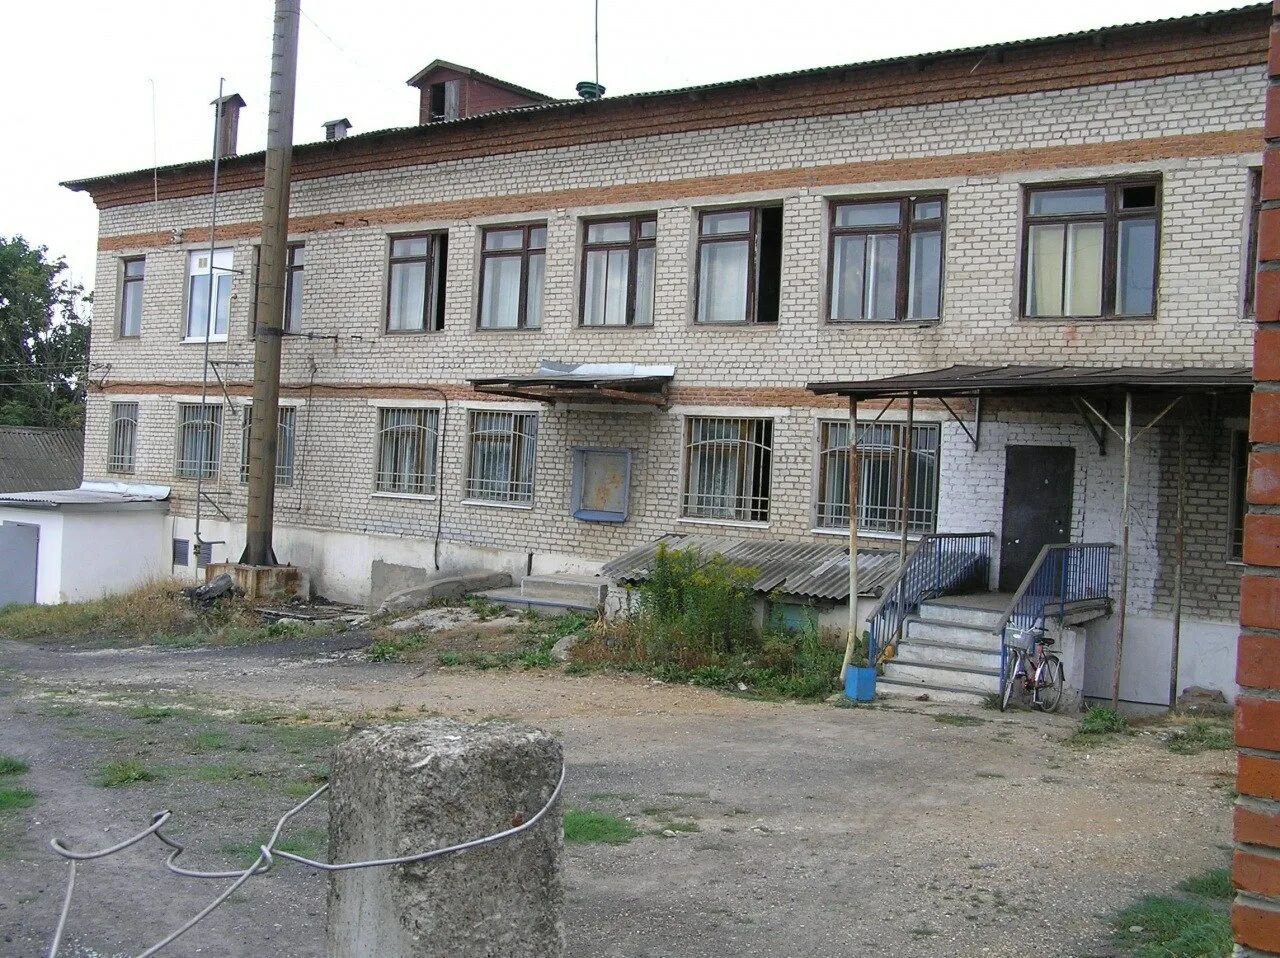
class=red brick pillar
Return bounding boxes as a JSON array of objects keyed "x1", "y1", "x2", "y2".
[{"x1": 1236, "y1": 5, "x2": 1280, "y2": 951}]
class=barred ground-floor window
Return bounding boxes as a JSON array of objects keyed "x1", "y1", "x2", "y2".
[
  {"x1": 107, "y1": 402, "x2": 138, "y2": 474},
  {"x1": 175, "y1": 403, "x2": 223, "y2": 480},
  {"x1": 239, "y1": 405, "x2": 297, "y2": 486},
  {"x1": 375, "y1": 407, "x2": 439, "y2": 495},
  {"x1": 815, "y1": 420, "x2": 940, "y2": 534},
  {"x1": 465, "y1": 410, "x2": 537, "y2": 504},
  {"x1": 681, "y1": 416, "x2": 773, "y2": 523}
]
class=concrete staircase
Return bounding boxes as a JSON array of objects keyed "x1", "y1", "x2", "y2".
[
  {"x1": 878, "y1": 595, "x2": 1006, "y2": 705},
  {"x1": 474, "y1": 573, "x2": 606, "y2": 616}
]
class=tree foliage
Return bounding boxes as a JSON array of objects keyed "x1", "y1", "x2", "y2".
[{"x1": 0, "y1": 235, "x2": 90, "y2": 428}]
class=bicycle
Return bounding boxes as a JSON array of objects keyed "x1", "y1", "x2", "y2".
[{"x1": 999, "y1": 623, "x2": 1065, "y2": 712}]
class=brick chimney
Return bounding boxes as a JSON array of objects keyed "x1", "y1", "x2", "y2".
[{"x1": 212, "y1": 93, "x2": 246, "y2": 158}]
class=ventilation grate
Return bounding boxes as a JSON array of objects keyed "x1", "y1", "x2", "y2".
[{"x1": 172, "y1": 538, "x2": 190, "y2": 567}]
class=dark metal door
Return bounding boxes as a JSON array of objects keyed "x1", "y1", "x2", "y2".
[
  {"x1": 0, "y1": 521, "x2": 39, "y2": 606},
  {"x1": 999, "y1": 446, "x2": 1074, "y2": 592}
]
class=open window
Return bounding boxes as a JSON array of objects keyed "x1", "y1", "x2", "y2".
[
  {"x1": 387, "y1": 233, "x2": 448, "y2": 332},
  {"x1": 695, "y1": 207, "x2": 782, "y2": 324}
]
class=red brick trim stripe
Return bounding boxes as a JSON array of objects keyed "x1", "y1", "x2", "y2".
[{"x1": 95, "y1": 129, "x2": 1262, "y2": 253}]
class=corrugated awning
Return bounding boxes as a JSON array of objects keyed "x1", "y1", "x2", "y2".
[
  {"x1": 471, "y1": 361, "x2": 674, "y2": 407},
  {"x1": 807, "y1": 364, "x2": 1253, "y2": 400},
  {"x1": 0, "y1": 481, "x2": 170, "y2": 511},
  {"x1": 600, "y1": 533, "x2": 901, "y2": 601}
]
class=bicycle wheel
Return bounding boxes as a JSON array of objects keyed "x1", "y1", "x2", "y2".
[
  {"x1": 1000, "y1": 651, "x2": 1023, "y2": 712},
  {"x1": 1034, "y1": 655, "x2": 1065, "y2": 713}
]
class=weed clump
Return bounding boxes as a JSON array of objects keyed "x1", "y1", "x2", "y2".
[
  {"x1": 1166, "y1": 720, "x2": 1233, "y2": 755},
  {"x1": 1079, "y1": 706, "x2": 1127, "y2": 736},
  {"x1": 563, "y1": 809, "x2": 642, "y2": 845},
  {"x1": 98, "y1": 760, "x2": 159, "y2": 788}
]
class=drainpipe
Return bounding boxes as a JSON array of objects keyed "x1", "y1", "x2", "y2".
[
  {"x1": 840, "y1": 395, "x2": 861, "y2": 684},
  {"x1": 1169, "y1": 420, "x2": 1186, "y2": 710},
  {"x1": 898, "y1": 393, "x2": 915, "y2": 566},
  {"x1": 1110, "y1": 391, "x2": 1133, "y2": 709}
]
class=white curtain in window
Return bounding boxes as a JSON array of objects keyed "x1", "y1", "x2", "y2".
[
  {"x1": 526, "y1": 253, "x2": 545, "y2": 328},
  {"x1": 480, "y1": 256, "x2": 521, "y2": 328},
  {"x1": 583, "y1": 249, "x2": 629, "y2": 326},
  {"x1": 388, "y1": 260, "x2": 427, "y2": 331},
  {"x1": 697, "y1": 241, "x2": 749, "y2": 323}
]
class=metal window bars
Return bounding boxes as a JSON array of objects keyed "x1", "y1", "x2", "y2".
[
  {"x1": 682, "y1": 416, "x2": 773, "y2": 522},
  {"x1": 107, "y1": 402, "x2": 139, "y2": 474},
  {"x1": 375, "y1": 408, "x2": 440, "y2": 495},
  {"x1": 815, "y1": 420, "x2": 939, "y2": 533},
  {"x1": 176, "y1": 404, "x2": 222, "y2": 480},
  {"x1": 465, "y1": 410, "x2": 537, "y2": 503},
  {"x1": 239, "y1": 406, "x2": 297, "y2": 486}
]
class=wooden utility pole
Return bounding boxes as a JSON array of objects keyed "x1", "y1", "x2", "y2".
[{"x1": 243, "y1": 0, "x2": 300, "y2": 566}]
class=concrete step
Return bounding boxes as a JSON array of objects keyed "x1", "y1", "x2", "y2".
[
  {"x1": 895, "y1": 638, "x2": 1003, "y2": 671},
  {"x1": 473, "y1": 587, "x2": 598, "y2": 617},
  {"x1": 875, "y1": 678, "x2": 990, "y2": 706},
  {"x1": 918, "y1": 597, "x2": 1007, "y2": 630},
  {"x1": 520, "y1": 573, "x2": 607, "y2": 607},
  {"x1": 882, "y1": 660, "x2": 1002, "y2": 694},
  {"x1": 904, "y1": 617, "x2": 1001, "y2": 650}
]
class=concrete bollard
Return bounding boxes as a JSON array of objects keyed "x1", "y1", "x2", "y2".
[{"x1": 326, "y1": 719, "x2": 564, "y2": 958}]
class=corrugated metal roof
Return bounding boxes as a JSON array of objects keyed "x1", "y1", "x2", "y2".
[
  {"x1": 0, "y1": 428, "x2": 83, "y2": 494},
  {"x1": 0, "y1": 481, "x2": 170, "y2": 510},
  {"x1": 808, "y1": 364, "x2": 1254, "y2": 399},
  {"x1": 60, "y1": 4, "x2": 1266, "y2": 192},
  {"x1": 600, "y1": 533, "x2": 901, "y2": 601}
]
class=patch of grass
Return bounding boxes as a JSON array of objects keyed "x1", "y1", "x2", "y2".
[
  {"x1": 186, "y1": 730, "x2": 231, "y2": 754},
  {"x1": 1080, "y1": 707, "x2": 1127, "y2": 735},
  {"x1": 934, "y1": 713, "x2": 986, "y2": 727},
  {"x1": 0, "y1": 787, "x2": 36, "y2": 812},
  {"x1": 437, "y1": 651, "x2": 463, "y2": 667},
  {"x1": 367, "y1": 632, "x2": 426, "y2": 663},
  {"x1": 98, "y1": 760, "x2": 159, "y2": 788},
  {"x1": 464, "y1": 595, "x2": 508, "y2": 621},
  {"x1": 1167, "y1": 720, "x2": 1233, "y2": 755},
  {"x1": 129, "y1": 705, "x2": 175, "y2": 723},
  {"x1": 981, "y1": 693, "x2": 1004, "y2": 710},
  {"x1": 1112, "y1": 895, "x2": 1230, "y2": 958},
  {"x1": 265, "y1": 723, "x2": 345, "y2": 754},
  {"x1": 224, "y1": 826, "x2": 328, "y2": 867},
  {"x1": 282, "y1": 780, "x2": 325, "y2": 799},
  {"x1": 1179, "y1": 867, "x2": 1234, "y2": 901},
  {"x1": 238, "y1": 708, "x2": 290, "y2": 726},
  {"x1": 563, "y1": 809, "x2": 642, "y2": 846},
  {"x1": 0, "y1": 756, "x2": 30, "y2": 777},
  {"x1": 192, "y1": 762, "x2": 262, "y2": 784}
]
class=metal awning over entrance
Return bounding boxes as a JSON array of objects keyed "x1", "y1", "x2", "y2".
[{"x1": 471, "y1": 361, "x2": 675, "y2": 407}]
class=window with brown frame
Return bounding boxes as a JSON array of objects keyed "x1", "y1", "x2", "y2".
[
  {"x1": 580, "y1": 216, "x2": 656, "y2": 327},
  {"x1": 479, "y1": 224, "x2": 545, "y2": 330},
  {"x1": 829, "y1": 196, "x2": 944, "y2": 322},
  {"x1": 283, "y1": 243, "x2": 305, "y2": 333},
  {"x1": 119, "y1": 257, "x2": 145, "y2": 337},
  {"x1": 1022, "y1": 179, "x2": 1160, "y2": 319},
  {"x1": 386, "y1": 233, "x2": 448, "y2": 332},
  {"x1": 1230, "y1": 428, "x2": 1249, "y2": 561},
  {"x1": 1246, "y1": 168, "x2": 1262, "y2": 316},
  {"x1": 695, "y1": 207, "x2": 782, "y2": 325}
]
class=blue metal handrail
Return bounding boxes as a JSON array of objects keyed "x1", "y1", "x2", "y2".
[
  {"x1": 994, "y1": 542, "x2": 1114, "y2": 696},
  {"x1": 865, "y1": 533, "x2": 994, "y2": 664}
]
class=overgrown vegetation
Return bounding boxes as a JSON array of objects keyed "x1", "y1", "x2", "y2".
[
  {"x1": 567, "y1": 547, "x2": 843, "y2": 701},
  {"x1": 0, "y1": 755, "x2": 34, "y2": 813},
  {"x1": 98, "y1": 760, "x2": 159, "y2": 788},
  {"x1": 563, "y1": 809, "x2": 642, "y2": 845},
  {"x1": 1112, "y1": 865, "x2": 1234, "y2": 958},
  {"x1": 1165, "y1": 719, "x2": 1233, "y2": 755},
  {"x1": 0, "y1": 582, "x2": 321, "y2": 649}
]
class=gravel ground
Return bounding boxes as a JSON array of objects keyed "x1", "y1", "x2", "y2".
[{"x1": 0, "y1": 634, "x2": 1234, "y2": 957}]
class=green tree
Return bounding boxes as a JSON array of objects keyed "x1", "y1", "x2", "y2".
[{"x1": 0, "y1": 235, "x2": 90, "y2": 428}]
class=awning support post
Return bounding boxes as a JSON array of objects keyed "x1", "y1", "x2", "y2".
[
  {"x1": 840, "y1": 396, "x2": 861, "y2": 685},
  {"x1": 1170, "y1": 419, "x2": 1186, "y2": 710},
  {"x1": 1111, "y1": 391, "x2": 1133, "y2": 710},
  {"x1": 898, "y1": 394, "x2": 915, "y2": 566}
]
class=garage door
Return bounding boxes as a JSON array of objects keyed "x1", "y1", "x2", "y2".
[{"x1": 0, "y1": 521, "x2": 38, "y2": 606}]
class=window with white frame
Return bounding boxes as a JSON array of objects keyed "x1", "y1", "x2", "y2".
[
  {"x1": 186, "y1": 248, "x2": 233, "y2": 339},
  {"x1": 681, "y1": 416, "x2": 773, "y2": 523},
  {"x1": 176, "y1": 403, "x2": 223, "y2": 479},
  {"x1": 120, "y1": 258, "x2": 145, "y2": 337},
  {"x1": 284, "y1": 244, "x2": 305, "y2": 333},
  {"x1": 815, "y1": 420, "x2": 940, "y2": 534},
  {"x1": 465, "y1": 410, "x2": 537, "y2": 504},
  {"x1": 107, "y1": 402, "x2": 138, "y2": 474},
  {"x1": 375, "y1": 407, "x2": 440, "y2": 495},
  {"x1": 240, "y1": 405, "x2": 297, "y2": 486}
]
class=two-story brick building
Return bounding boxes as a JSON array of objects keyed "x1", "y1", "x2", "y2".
[{"x1": 60, "y1": 5, "x2": 1267, "y2": 707}]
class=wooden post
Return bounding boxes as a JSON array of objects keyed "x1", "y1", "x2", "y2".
[{"x1": 840, "y1": 396, "x2": 861, "y2": 683}]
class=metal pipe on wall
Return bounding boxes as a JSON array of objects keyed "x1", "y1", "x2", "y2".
[
  {"x1": 1111, "y1": 391, "x2": 1134, "y2": 709},
  {"x1": 898, "y1": 394, "x2": 915, "y2": 565},
  {"x1": 1169, "y1": 419, "x2": 1186, "y2": 710}
]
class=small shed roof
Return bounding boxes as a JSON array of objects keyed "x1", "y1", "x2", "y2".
[
  {"x1": 0, "y1": 481, "x2": 170, "y2": 511},
  {"x1": 0, "y1": 427, "x2": 83, "y2": 494},
  {"x1": 471, "y1": 361, "x2": 675, "y2": 406},
  {"x1": 600, "y1": 533, "x2": 900, "y2": 601},
  {"x1": 807, "y1": 364, "x2": 1253, "y2": 400}
]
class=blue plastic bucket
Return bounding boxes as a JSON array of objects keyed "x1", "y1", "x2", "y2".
[{"x1": 845, "y1": 666, "x2": 877, "y2": 702}]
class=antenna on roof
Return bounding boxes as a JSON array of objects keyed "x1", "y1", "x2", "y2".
[{"x1": 576, "y1": 0, "x2": 606, "y2": 100}]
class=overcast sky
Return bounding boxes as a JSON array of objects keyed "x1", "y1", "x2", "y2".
[{"x1": 0, "y1": 0, "x2": 1255, "y2": 299}]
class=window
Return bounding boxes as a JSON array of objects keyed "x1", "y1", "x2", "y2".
[
  {"x1": 107, "y1": 402, "x2": 138, "y2": 474},
  {"x1": 829, "y1": 196, "x2": 944, "y2": 322},
  {"x1": 120, "y1": 258, "x2": 145, "y2": 337},
  {"x1": 581, "y1": 216, "x2": 656, "y2": 327},
  {"x1": 479, "y1": 225, "x2": 545, "y2": 329},
  {"x1": 681, "y1": 416, "x2": 773, "y2": 523},
  {"x1": 186, "y1": 248, "x2": 233, "y2": 339},
  {"x1": 1230, "y1": 429, "x2": 1249, "y2": 561},
  {"x1": 571, "y1": 448, "x2": 632, "y2": 522},
  {"x1": 387, "y1": 234, "x2": 448, "y2": 332},
  {"x1": 1022, "y1": 180, "x2": 1159, "y2": 319},
  {"x1": 176, "y1": 403, "x2": 223, "y2": 479},
  {"x1": 428, "y1": 80, "x2": 460, "y2": 122},
  {"x1": 374, "y1": 408, "x2": 440, "y2": 496},
  {"x1": 284, "y1": 244, "x2": 305, "y2": 333},
  {"x1": 815, "y1": 420, "x2": 940, "y2": 535},
  {"x1": 239, "y1": 405, "x2": 296, "y2": 486},
  {"x1": 695, "y1": 207, "x2": 782, "y2": 324},
  {"x1": 465, "y1": 410, "x2": 537, "y2": 504},
  {"x1": 1247, "y1": 168, "x2": 1262, "y2": 316}
]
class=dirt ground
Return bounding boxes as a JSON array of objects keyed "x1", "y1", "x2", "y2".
[{"x1": 0, "y1": 631, "x2": 1234, "y2": 958}]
